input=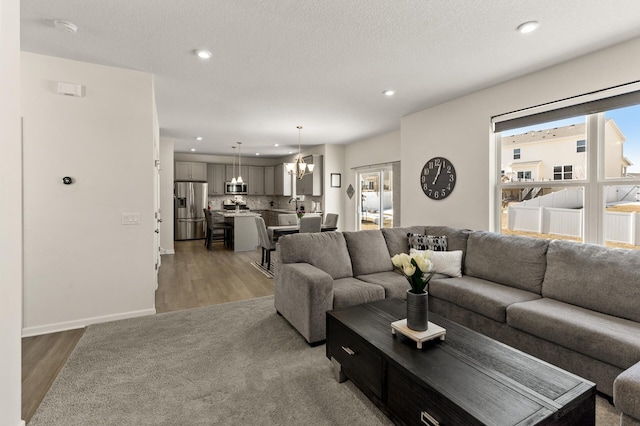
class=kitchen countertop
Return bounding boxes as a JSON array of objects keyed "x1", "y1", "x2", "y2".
[{"x1": 217, "y1": 212, "x2": 262, "y2": 218}]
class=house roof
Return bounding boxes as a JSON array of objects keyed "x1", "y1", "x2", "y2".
[{"x1": 502, "y1": 123, "x2": 587, "y2": 146}]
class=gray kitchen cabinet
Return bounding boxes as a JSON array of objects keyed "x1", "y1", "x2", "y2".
[
  {"x1": 207, "y1": 164, "x2": 225, "y2": 195},
  {"x1": 248, "y1": 166, "x2": 265, "y2": 195},
  {"x1": 274, "y1": 163, "x2": 292, "y2": 196},
  {"x1": 175, "y1": 161, "x2": 207, "y2": 181},
  {"x1": 264, "y1": 166, "x2": 275, "y2": 195},
  {"x1": 266, "y1": 211, "x2": 278, "y2": 227},
  {"x1": 297, "y1": 155, "x2": 323, "y2": 196}
]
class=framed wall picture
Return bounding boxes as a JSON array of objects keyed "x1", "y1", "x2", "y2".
[{"x1": 331, "y1": 173, "x2": 341, "y2": 188}]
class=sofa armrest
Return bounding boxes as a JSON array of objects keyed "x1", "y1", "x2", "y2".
[
  {"x1": 274, "y1": 262, "x2": 334, "y2": 344},
  {"x1": 615, "y1": 361, "x2": 640, "y2": 422}
]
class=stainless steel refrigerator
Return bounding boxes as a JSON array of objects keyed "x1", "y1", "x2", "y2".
[{"x1": 174, "y1": 181, "x2": 208, "y2": 240}]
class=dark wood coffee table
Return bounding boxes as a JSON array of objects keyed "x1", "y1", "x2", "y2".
[{"x1": 326, "y1": 298, "x2": 595, "y2": 425}]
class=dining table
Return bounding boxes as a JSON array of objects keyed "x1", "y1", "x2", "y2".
[{"x1": 267, "y1": 224, "x2": 337, "y2": 240}]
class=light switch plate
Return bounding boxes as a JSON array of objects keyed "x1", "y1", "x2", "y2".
[{"x1": 121, "y1": 213, "x2": 140, "y2": 225}]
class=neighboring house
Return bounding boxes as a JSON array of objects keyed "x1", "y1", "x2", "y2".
[{"x1": 500, "y1": 119, "x2": 631, "y2": 183}]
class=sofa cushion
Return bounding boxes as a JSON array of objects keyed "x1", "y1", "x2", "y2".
[
  {"x1": 343, "y1": 230, "x2": 393, "y2": 276},
  {"x1": 542, "y1": 240, "x2": 640, "y2": 323},
  {"x1": 332, "y1": 277, "x2": 385, "y2": 310},
  {"x1": 277, "y1": 232, "x2": 353, "y2": 279},
  {"x1": 464, "y1": 231, "x2": 548, "y2": 294},
  {"x1": 614, "y1": 361, "x2": 640, "y2": 421},
  {"x1": 381, "y1": 226, "x2": 425, "y2": 257},
  {"x1": 507, "y1": 298, "x2": 640, "y2": 370},
  {"x1": 356, "y1": 271, "x2": 410, "y2": 299},
  {"x1": 429, "y1": 276, "x2": 541, "y2": 323}
]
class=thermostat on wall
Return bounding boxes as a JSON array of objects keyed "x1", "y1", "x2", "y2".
[{"x1": 57, "y1": 82, "x2": 85, "y2": 97}]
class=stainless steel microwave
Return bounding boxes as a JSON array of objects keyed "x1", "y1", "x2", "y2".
[{"x1": 225, "y1": 182, "x2": 248, "y2": 195}]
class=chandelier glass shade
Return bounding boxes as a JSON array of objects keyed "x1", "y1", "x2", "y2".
[{"x1": 286, "y1": 126, "x2": 314, "y2": 179}]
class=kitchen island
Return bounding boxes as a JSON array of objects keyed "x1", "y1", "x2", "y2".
[{"x1": 214, "y1": 212, "x2": 261, "y2": 252}]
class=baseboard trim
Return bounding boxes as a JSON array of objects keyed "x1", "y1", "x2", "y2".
[
  {"x1": 21, "y1": 308, "x2": 157, "y2": 338},
  {"x1": 160, "y1": 248, "x2": 175, "y2": 255}
]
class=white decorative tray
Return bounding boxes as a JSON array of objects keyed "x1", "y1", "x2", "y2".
[{"x1": 391, "y1": 319, "x2": 446, "y2": 349}]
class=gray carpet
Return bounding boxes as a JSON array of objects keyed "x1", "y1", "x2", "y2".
[
  {"x1": 30, "y1": 296, "x2": 620, "y2": 425},
  {"x1": 30, "y1": 296, "x2": 392, "y2": 425}
]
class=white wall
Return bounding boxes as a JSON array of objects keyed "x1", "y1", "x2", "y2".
[
  {"x1": 0, "y1": 0, "x2": 24, "y2": 423},
  {"x1": 343, "y1": 130, "x2": 400, "y2": 230},
  {"x1": 400, "y1": 36, "x2": 640, "y2": 231},
  {"x1": 21, "y1": 53, "x2": 157, "y2": 336},
  {"x1": 160, "y1": 137, "x2": 174, "y2": 253},
  {"x1": 322, "y1": 143, "x2": 345, "y2": 229}
]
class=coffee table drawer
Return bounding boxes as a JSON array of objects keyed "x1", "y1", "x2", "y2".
[
  {"x1": 327, "y1": 320, "x2": 382, "y2": 398},
  {"x1": 388, "y1": 363, "x2": 477, "y2": 426}
]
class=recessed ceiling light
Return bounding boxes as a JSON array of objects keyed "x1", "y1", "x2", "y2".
[
  {"x1": 190, "y1": 148, "x2": 196, "y2": 152},
  {"x1": 517, "y1": 21, "x2": 539, "y2": 34},
  {"x1": 288, "y1": 151, "x2": 293, "y2": 154},
  {"x1": 273, "y1": 143, "x2": 279, "y2": 147},
  {"x1": 255, "y1": 153, "x2": 260, "y2": 156},
  {"x1": 383, "y1": 89, "x2": 396, "y2": 96},
  {"x1": 53, "y1": 20, "x2": 78, "y2": 34},
  {"x1": 194, "y1": 49, "x2": 212, "y2": 60},
  {"x1": 195, "y1": 136, "x2": 203, "y2": 141}
]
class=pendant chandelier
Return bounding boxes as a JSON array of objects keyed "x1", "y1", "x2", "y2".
[
  {"x1": 286, "y1": 125, "x2": 314, "y2": 179},
  {"x1": 236, "y1": 141, "x2": 244, "y2": 183},
  {"x1": 230, "y1": 146, "x2": 237, "y2": 184}
]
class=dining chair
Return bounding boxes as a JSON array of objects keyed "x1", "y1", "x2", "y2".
[
  {"x1": 324, "y1": 213, "x2": 339, "y2": 228},
  {"x1": 203, "y1": 209, "x2": 232, "y2": 250},
  {"x1": 278, "y1": 213, "x2": 298, "y2": 225},
  {"x1": 299, "y1": 215, "x2": 322, "y2": 233},
  {"x1": 255, "y1": 216, "x2": 276, "y2": 270}
]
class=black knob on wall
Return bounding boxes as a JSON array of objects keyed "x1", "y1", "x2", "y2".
[{"x1": 62, "y1": 177, "x2": 73, "y2": 185}]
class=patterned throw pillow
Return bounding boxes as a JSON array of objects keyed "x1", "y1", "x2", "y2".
[{"x1": 407, "y1": 233, "x2": 448, "y2": 251}]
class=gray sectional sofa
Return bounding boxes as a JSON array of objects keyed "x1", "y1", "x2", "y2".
[{"x1": 273, "y1": 226, "x2": 640, "y2": 425}]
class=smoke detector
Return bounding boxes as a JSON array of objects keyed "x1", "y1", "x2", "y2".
[{"x1": 54, "y1": 20, "x2": 78, "y2": 34}]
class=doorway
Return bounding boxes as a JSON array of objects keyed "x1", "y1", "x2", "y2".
[{"x1": 357, "y1": 166, "x2": 393, "y2": 230}]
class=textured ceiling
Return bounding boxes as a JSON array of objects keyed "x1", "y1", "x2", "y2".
[{"x1": 20, "y1": 1, "x2": 640, "y2": 157}]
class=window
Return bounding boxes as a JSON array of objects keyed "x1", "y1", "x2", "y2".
[
  {"x1": 494, "y1": 86, "x2": 640, "y2": 249},
  {"x1": 553, "y1": 165, "x2": 573, "y2": 180}
]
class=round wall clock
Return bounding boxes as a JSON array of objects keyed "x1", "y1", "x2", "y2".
[{"x1": 420, "y1": 157, "x2": 456, "y2": 200}]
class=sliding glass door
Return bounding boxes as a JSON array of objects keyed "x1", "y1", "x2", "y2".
[{"x1": 357, "y1": 166, "x2": 393, "y2": 230}]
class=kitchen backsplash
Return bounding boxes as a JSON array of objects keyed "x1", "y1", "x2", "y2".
[{"x1": 207, "y1": 195, "x2": 322, "y2": 212}]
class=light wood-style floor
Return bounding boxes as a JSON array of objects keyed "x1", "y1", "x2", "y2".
[{"x1": 21, "y1": 239, "x2": 274, "y2": 423}]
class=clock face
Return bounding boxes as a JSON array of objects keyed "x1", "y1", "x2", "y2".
[{"x1": 420, "y1": 157, "x2": 456, "y2": 200}]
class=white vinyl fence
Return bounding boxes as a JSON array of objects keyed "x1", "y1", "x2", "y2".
[{"x1": 507, "y1": 205, "x2": 639, "y2": 245}]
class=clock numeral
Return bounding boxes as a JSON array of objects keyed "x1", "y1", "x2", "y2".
[
  {"x1": 449, "y1": 174, "x2": 455, "y2": 182},
  {"x1": 446, "y1": 165, "x2": 452, "y2": 173},
  {"x1": 423, "y1": 184, "x2": 428, "y2": 191},
  {"x1": 447, "y1": 184, "x2": 451, "y2": 190},
  {"x1": 428, "y1": 161, "x2": 434, "y2": 169},
  {"x1": 434, "y1": 158, "x2": 441, "y2": 166},
  {"x1": 441, "y1": 189, "x2": 446, "y2": 197}
]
